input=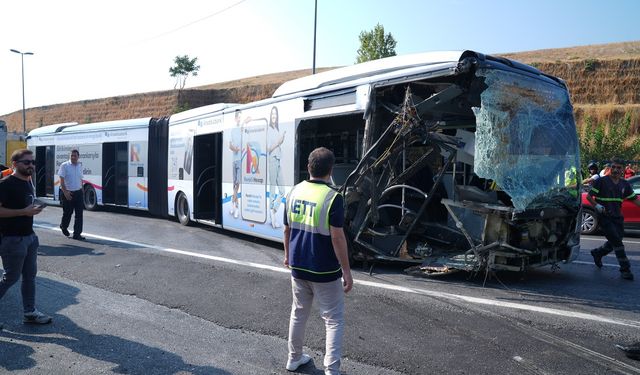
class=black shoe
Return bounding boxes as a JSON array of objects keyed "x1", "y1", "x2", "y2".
[
  {"x1": 590, "y1": 250, "x2": 603, "y2": 268},
  {"x1": 72, "y1": 235, "x2": 86, "y2": 241},
  {"x1": 23, "y1": 309, "x2": 52, "y2": 324},
  {"x1": 616, "y1": 343, "x2": 640, "y2": 360},
  {"x1": 621, "y1": 271, "x2": 634, "y2": 281},
  {"x1": 60, "y1": 225, "x2": 70, "y2": 237}
]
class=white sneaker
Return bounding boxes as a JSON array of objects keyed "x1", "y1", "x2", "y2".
[
  {"x1": 233, "y1": 205, "x2": 239, "y2": 219},
  {"x1": 286, "y1": 353, "x2": 312, "y2": 371}
]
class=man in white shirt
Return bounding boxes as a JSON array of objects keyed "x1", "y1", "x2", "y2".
[{"x1": 58, "y1": 149, "x2": 85, "y2": 240}]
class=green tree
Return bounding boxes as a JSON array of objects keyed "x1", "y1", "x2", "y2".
[
  {"x1": 356, "y1": 23, "x2": 397, "y2": 63},
  {"x1": 169, "y1": 55, "x2": 200, "y2": 90},
  {"x1": 579, "y1": 113, "x2": 640, "y2": 174}
]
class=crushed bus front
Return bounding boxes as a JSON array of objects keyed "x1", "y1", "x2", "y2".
[{"x1": 340, "y1": 53, "x2": 581, "y2": 275}]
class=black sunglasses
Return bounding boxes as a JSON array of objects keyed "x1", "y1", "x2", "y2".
[{"x1": 16, "y1": 159, "x2": 36, "y2": 165}]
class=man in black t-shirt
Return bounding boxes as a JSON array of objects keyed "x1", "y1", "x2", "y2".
[
  {"x1": 587, "y1": 157, "x2": 640, "y2": 281},
  {"x1": 0, "y1": 149, "x2": 52, "y2": 328}
]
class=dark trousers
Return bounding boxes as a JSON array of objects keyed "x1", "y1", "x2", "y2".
[
  {"x1": 61, "y1": 190, "x2": 84, "y2": 236},
  {"x1": 0, "y1": 234, "x2": 39, "y2": 313},
  {"x1": 593, "y1": 216, "x2": 631, "y2": 272}
]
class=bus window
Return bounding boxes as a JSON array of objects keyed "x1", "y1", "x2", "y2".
[{"x1": 296, "y1": 114, "x2": 364, "y2": 185}]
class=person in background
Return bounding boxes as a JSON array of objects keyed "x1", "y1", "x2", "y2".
[
  {"x1": 624, "y1": 164, "x2": 635, "y2": 179},
  {"x1": 0, "y1": 164, "x2": 12, "y2": 178},
  {"x1": 587, "y1": 157, "x2": 640, "y2": 280},
  {"x1": 0, "y1": 149, "x2": 52, "y2": 328},
  {"x1": 283, "y1": 147, "x2": 353, "y2": 375},
  {"x1": 600, "y1": 163, "x2": 611, "y2": 177},
  {"x1": 582, "y1": 162, "x2": 600, "y2": 186},
  {"x1": 58, "y1": 149, "x2": 85, "y2": 240}
]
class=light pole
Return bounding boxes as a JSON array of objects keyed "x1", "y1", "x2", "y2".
[
  {"x1": 10, "y1": 49, "x2": 34, "y2": 134},
  {"x1": 312, "y1": 0, "x2": 317, "y2": 74}
]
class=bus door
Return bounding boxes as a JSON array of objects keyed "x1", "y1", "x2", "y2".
[
  {"x1": 102, "y1": 142, "x2": 128, "y2": 206},
  {"x1": 193, "y1": 132, "x2": 222, "y2": 223},
  {"x1": 35, "y1": 146, "x2": 55, "y2": 197}
]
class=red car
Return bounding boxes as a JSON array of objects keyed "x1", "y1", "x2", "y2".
[{"x1": 581, "y1": 175, "x2": 640, "y2": 234}]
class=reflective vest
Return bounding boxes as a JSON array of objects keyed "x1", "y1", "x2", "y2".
[
  {"x1": 287, "y1": 180, "x2": 342, "y2": 280},
  {"x1": 564, "y1": 166, "x2": 578, "y2": 197}
]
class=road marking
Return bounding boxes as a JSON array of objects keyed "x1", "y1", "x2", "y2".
[
  {"x1": 35, "y1": 224, "x2": 640, "y2": 329},
  {"x1": 582, "y1": 236, "x2": 640, "y2": 245},
  {"x1": 572, "y1": 260, "x2": 619, "y2": 268}
]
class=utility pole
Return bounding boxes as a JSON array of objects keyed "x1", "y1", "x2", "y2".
[
  {"x1": 312, "y1": 0, "x2": 317, "y2": 74},
  {"x1": 10, "y1": 49, "x2": 34, "y2": 134}
]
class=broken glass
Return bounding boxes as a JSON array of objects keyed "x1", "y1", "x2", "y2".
[{"x1": 472, "y1": 69, "x2": 580, "y2": 211}]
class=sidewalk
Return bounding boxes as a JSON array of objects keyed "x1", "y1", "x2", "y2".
[{"x1": 0, "y1": 271, "x2": 400, "y2": 375}]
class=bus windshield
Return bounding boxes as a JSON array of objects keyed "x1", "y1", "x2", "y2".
[{"x1": 473, "y1": 69, "x2": 580, "y2": 211}]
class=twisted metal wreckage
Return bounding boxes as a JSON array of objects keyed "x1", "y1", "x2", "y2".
[{"x1": 339, "y1": 58, "x2": 582, "y2": 276}]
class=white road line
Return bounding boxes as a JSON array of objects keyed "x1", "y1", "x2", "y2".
[
  {"x1": 582, "y1": 236, "x2": 640, "y2": 245},
  {"x1": 572, "y1": 260, "x2": 619, "y2": 268},
  {"x1": 35, "y1": 224, "x2": 640, "y2": 329}
]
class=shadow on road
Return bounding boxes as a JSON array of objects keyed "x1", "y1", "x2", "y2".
[
  {"x1": 37, "y1": 243, "x2": 105, "y2": 257},
  {"x1": 0, "y1": 277, "x2": 231, "y2": 374}
]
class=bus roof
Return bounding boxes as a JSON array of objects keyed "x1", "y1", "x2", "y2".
[
  {"x1": 273, "y1": 51, "x2": 466, "y2": 98},
  {"x1": 169, "y1": 103, "x2": 239, "y2": 124},
  {"x1": 28, "y1": 122, "x2": 79, "y2": 137},
  {"x1": 57, "y1": 117, "x2": 153, "y2": 134}
]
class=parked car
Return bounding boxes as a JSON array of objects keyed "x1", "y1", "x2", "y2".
[{"x1": 581, "y1": 175, "x2": 640, "y2": 235}]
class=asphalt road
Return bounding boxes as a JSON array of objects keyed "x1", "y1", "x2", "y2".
[{"x1": 1, "y1": 206, "x2": 639, "y2": 375}]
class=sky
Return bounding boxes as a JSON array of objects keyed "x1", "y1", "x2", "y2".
[{"x1": 1, "y1": 0, "x2": 638, "y2": 116}]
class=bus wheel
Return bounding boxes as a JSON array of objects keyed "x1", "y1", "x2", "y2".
[
  {"x1": 176, "y1": 193, "x2": 191, "y2": 226},
  {"x1": 83, "y1": 185, "x2": 98, "y2": 211}
]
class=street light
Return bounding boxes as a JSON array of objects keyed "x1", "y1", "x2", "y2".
[
  {"x1": 312, "y1": 0, "x2": 317, "y2": 74},
  {"x1": 10, "y1": 49, "x2": 34, "y2": 134}
]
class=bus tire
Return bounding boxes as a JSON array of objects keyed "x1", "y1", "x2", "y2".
[
  {"x1": 83, "y1": 185, "x2": 98, "y2": 211},
  {"x1": 176, "y1": 193, "x2": 191, "y2": 226}
]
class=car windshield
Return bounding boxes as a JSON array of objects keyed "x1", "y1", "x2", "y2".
[{"x1": 472, "y1": 68, "x2": 580, "y2": 211}]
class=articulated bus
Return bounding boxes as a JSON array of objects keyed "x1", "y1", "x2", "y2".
[
  {"x1": 27, "y1": 118, "x2": 170, "y2": 216},
  {"x1": 28, "y1": 50, "x2": 582, "y2": 274}
]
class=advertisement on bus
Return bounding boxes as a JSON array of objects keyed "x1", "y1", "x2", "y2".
[{"x1": 222, "y1": 102, "x2": 297, "y2": 240}]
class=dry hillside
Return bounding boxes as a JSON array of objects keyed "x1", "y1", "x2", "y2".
[{"x1": 1, "y1": 41, "x2": 639, "y2": 133}]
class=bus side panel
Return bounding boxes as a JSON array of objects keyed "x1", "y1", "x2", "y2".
[
  {"x1": 128, "y1": 140, "x2": 148, "y2": 209},
  {"x1": 167, "y1": 122, "x2": 196, "y2": 218},
  {"x1": 221, "y1": 100, "x2": 301, "y2": 241}
]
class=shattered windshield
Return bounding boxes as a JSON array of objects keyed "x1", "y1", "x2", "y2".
[{"x1": 472, "y1": 68, "x2": 579, "y2": 211}]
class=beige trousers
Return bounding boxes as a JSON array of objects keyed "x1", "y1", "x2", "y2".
[{"x1": 288, "y1": 276, "x2": 344, "y2": 375}]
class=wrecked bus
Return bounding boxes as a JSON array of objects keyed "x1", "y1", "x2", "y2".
[
  {"x1": 28, "y1": 50, "x2": 581, "y2": 275},
  {"x1": 328, "y1": 51, "x2": 581, "y2": 274}
]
